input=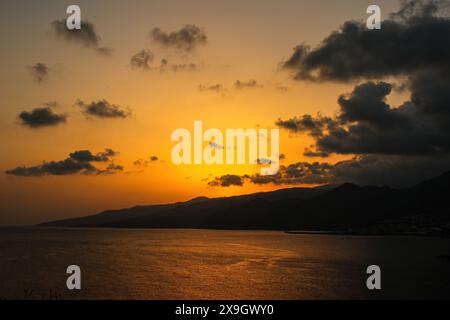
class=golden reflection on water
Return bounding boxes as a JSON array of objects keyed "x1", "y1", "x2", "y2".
[{"x1": 1, "y1": 228, "x2": 450, "y2": 299}]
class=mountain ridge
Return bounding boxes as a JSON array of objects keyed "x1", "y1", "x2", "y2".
[{"x1": 39, "y1": 172, "x2": 450, "y2": 236}]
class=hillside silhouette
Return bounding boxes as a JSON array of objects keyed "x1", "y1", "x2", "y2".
[{"x1": 40, "y1": 171, "x2": 450, "y2": 236}]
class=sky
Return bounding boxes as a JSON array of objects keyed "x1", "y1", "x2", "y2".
[{"x1": 1, "y1": 0, "x2": 449, "y2": 225}]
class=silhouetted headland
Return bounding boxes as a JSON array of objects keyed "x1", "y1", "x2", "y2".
[{"x1": 40, "y1": 171, "x2": 450, "y2": 237}]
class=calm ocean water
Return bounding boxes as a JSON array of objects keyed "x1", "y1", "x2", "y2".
[{"x1": 0, "y1": 228, "x2": 449, "y2": 299}]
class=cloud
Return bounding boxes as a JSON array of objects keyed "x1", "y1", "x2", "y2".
[
  {"x1": 103, "y1": 163, "x2": 124, "y2": 174},
  {"x1": 50, "y1": 19, "x2": 113, "y2": 55},
  {"x1": 277, "y1": 2, "x2": 450, "y2": 160},
  {"x1": 130, "y1": 55, "x2": 199, "y2": 72},
  {"x1": 391, "y1": 0, "x2": 449, "y2": 20},
  {"x1": 5, "y1": 149, "x2": 122, "y2": 177},
  {"x1": 208, "y1": 154, "x2": 450, "y2": 188},
  {"x1": 205, "y1": 1, "x2": 450, "y2": 189},
  {"x1": 303, "y1": 148, "x2": 330, "y2": 158},
  {"x1": 276, "y1": 114, "x2": 335, "y2": 139},
  {"x1": 323, "y1": 154, "x2": 450, "y2": 187},
  {"x1": 130, "y1": 50, "x2": 154, "y2": 70},
  {"x1": 275, "y1": 85, "x2": 289, "y2": 92},
  {"x1": 18, "y1": 107, "x2": 67, "y2": 128},
  {"x1": 234, "y1": 80, "x2": 260, "y2": 89},
  {"x1": 207, "y1": 141, "x2": 224, "y2": 150},
  {"x1": 207, "y1": 162, "x2": 333, "y2": 187},
  {"x1": 133, "y1": 159, "x2": 147, "y2": 167},
  {"x1": 133, "y1": 155, "x2": 159, "y2": 167},
  {"x1": 198, "y1": 84, "x2": 224, "y2": 92},
  {"x1": 150, "y1": 25, "x2": 207, "y2": 52},
  {"x1": 277, "y1": 79, "x2": 450, "y2": 157},
  {"x1": 207, "y1": 174, "x2": 244, "y2": 187},
  {"x1": 270, "y1": 1, "x2": 450, "y2": 187},
  {"x1": 43, "y1": 101, "x2": 59, "y2": 108},
  {"x1": 69, "y1": 149, "x2": 117, "y2": 162},
  {"x1": 256, "y1": 158, "x2": 273, "y2": 165},
  {"x1": 252, "y1": 161, "x2": 334, "y2": 185},
  {"x1": 29, "y1": 63, "x2": 49, "y2": 83},
  {"x1": 6, "y1": 159, "x2": 96, "y2": 177},
  {"x1": 282, "y1": 0, "x2": 450, "y2": 82},
  {"x1": 77, "y1": 99, "x2": 131, "y2": 119},
  {"x1": 96, "y1": 47, "x2": 113, "y2": 56},
  {"x1": 160, "y1": 59, "x2": 198, "y2": 72}
]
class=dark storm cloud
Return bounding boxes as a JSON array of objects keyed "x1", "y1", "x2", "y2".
[
  {"x1": 234, "y1": 80, "x2": 260, "y2": 89},
  {"x1": 77, "y1": 100, "x2": 131, "y2": 119},
  {"x1": 269, "y1": 1, "x2": 450, "y2": 187},
  {"x1": 409, "y1": 67, "x2": 450, "y2": 119},
  {"x1": 207, "y1": 174, "x2": 244, "y2": 187},
  {"x1": 277, "y1": 1, "x2": 450, "y2": 158},
  {"x1": 51, "y1": 19, "x2": 113, "y2": 55},
  {"x1": 277, "y1": 79, "x2": 450, "y2": 157},
  {"x1": 151, "y1": 25, "x2": 207, "y2": 52},
  {"x1": 391, "y1": 0, "x2": 449, "y2": 20},
  {"x1": 29, "y1": 63, "x2": 49, "y2": 83},
  {"x1": 130, "y1": 50, "x2": 154, "y2": 70},
  {"x1": 337, "y1": 82, "x2": 410, "y2": 127},
  {"x1": 282, "y1": 0, "x2": 450, "y2": 82},
  {"x1": 323, "y1": 154, "x2": 450, "y2": 187},
  {"x1": 18, "y1": 107, "x2": 67, "y2": 128},
  {"x1": 5, "y1": 149, "x2": 122, "y2": 177}
]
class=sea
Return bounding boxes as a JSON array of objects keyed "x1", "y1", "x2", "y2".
[{"x1": 0, "y1": 227, "x2": 449, "y2": 299}]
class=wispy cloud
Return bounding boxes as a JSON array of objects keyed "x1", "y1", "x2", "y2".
[
  {"x1": 29, "y1": 63, "x2": 49, "y2": 83},
  {"x1": 234, "y1": 80, "x2": 260, "y2": 89},
  {"x1": 150, "y1": 24, "x2": 207, "y2": 52},
  {"x1": 130, "y1": 50, "x2": 154, "y2": 70},
  {"x1": 51, "y1": 19, "x2": 113, "y2": 55}
]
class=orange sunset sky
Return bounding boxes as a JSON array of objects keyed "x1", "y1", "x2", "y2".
[{"x1": 0, "y1": 0, "x2": 405, "y2": 225}]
